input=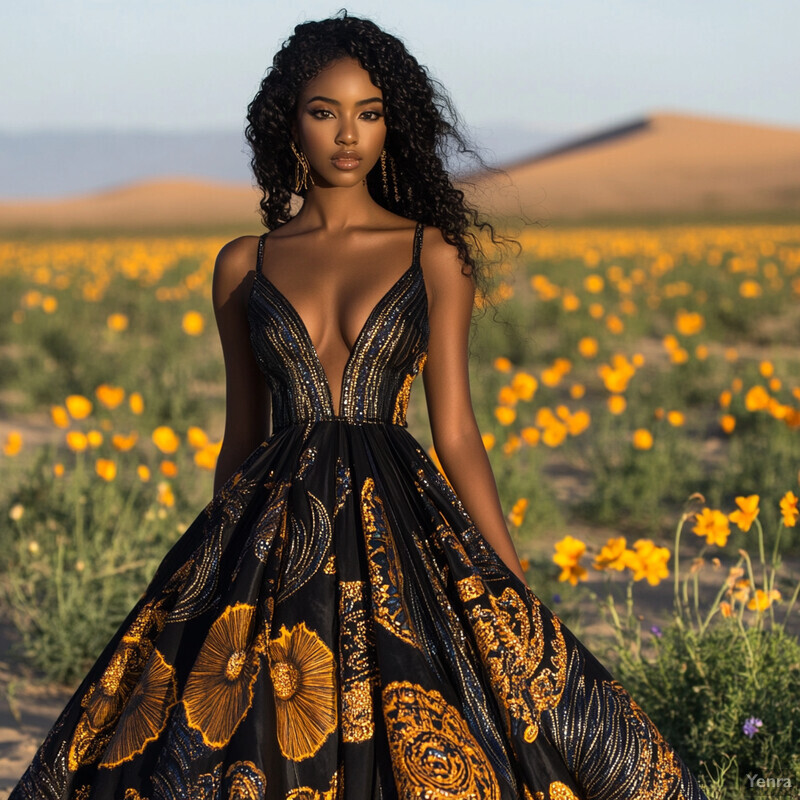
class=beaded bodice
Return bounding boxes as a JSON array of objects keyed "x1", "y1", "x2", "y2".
[{"x1": 247, "y1": 223, "x2": 429, "y2": 432}]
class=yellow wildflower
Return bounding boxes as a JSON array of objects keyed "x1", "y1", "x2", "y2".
[
  {"x1": 608, "y1": 395, "x2": 627, "y2": 415},
  {"x1": 494, "y1": 406, "x2": 516, "y2": 426},
  {"x1": 666, "y1": 410, "x2": 685, "y2": 427},
  {"x1": 95, "y1": 458, "x2": 117, "y2": 482},
  {"x1": 739, "y1": 280, "x2": 762, "y2": 298},
  {"x1": 187, "y1": 426, "x2": 209, "y2": 449},
  {"x1": 107, "y1": 312, "x2": 129, "y2": 331},
  {"x1": 592, "y1": 537, "x2": 629, "y2": 571},
  {"x1": 553, "y1": 536, "x2": 588, "y2": 585},
  {"x1": 542, "y1": 421, "x2": 568, "y2": 448},
  {"x1": 157, "y1": 481, "x2": 175, "y2": 507},
  {"x1": 729, "y1": 495, "x2": 760, "y2": 532},
  {"x1": 95, "y1": 384, "x2": 125, "y2": 409},
  {"x1": 566, "y1": 409, "x2": 590, "y2": 436},
  {"x1": 3, "y1": 431, "x2": 23, "y2": 456},
  {"x1": 51, "y1": 405, "x2": 70, "y2": 428},
  {"x1": 628, "y1": 539, "x2": 670, "y2": 586},
  {"x1": 502, "y1": 435, "x2": 521, "y2": 455},
  {"x1": 152, "y1": 426, "x2": 180, "y2": 454},
  {"x1": 160, "y1": 460, "x2": 179, "y2": 477},
  {"x1": 508, "y1": 498, "x2": 528, "y2": 527},
  {"x1": 493, "y1": 356, "x2": 512, "y2": 373},
  {"x1": 129, "y1": 392, "x2": 145, "y2": 415},
  {"x1": 112, "y1": 432, "x2": 139, "y2": 451},
  {"x1": 570, "y1": 383, "x2": 585, "y2": 399},
  {"x1": 747, "y1": 589, "x2": 781, "y2": 612},
  {"x1": 780, "y1": 491, "x2": 798, "y2": 527},
  {"x1": 692, "y1": 508, "x2": 730, "y2": 547},
  {"x1": 577, "y1": 337, "x2": 598, "y2": 359},
  {"x1": 66, "y1": 431, "x2": 88, "y2": 452},
  {"x1": 511, "y1": 372, "x2": 538, "y2": 401},
  {"x1": 632, "y1": 429, "x2": 653, "y2": 450},
  {"x1": 182, "y1": 310, "x2": 205, "y2": 336},
  {"x1": 744, "y1": 386, "x2": 769, "y2": 412},
  {"x1": 65, "y1": 394, "x2": 92, "y2": 420},
  {"x1": 497, "y1": 386, "x2": 518, "y2": 406}
]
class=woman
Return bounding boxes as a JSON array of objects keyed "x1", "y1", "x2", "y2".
[{"x1": 11, "y1": 13, "x2": 708, "y2": 800}]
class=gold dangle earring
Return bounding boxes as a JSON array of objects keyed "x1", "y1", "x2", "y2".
[
  {"x1": 380, "y1": 149, "x2": 390, "y2": 198},
  {"x1": 388, "y1": 152, "x2": 401, "y2": 204},
  {"x1": 290, "y1": 140, "x2": 313, "y2": 192}
]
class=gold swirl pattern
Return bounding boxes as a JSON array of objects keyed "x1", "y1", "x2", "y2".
[
  {"x1": 542, "y1": 643, "x2": 688, "y2": 800},
  {"x1": 382, "y1": 681, "x2": 501, "y2": 800},
  {"x1": 224, "y1": 760, "x2": 267, "y2": 799},
  {"x1": 334, "y1": 456, "x2": 352, "y2": 519},
  {"x1": 268, "y1": 621, "x2": 337, "y2": 761},
  {"x1": 123, "y1": 790, "x2": 149, "y2": 800},
  {"x1": 285, "y1": 768, "x2": 339, "y2": 800},
  {"x1": 455, "y1": 578, "x2": 567, "y2": 744},
  {"x1": 252, "y1": 479, "x2": 290, "y2": 563},
  {"x1": 392, "y1": 351, "x2": 427, "y2": 424},
  {"x1": 338, "y1": 580, "x2": 379, "y2": 743},
  {"x1": 360, "y1": 477, "x2": 420, "y2": 648},
  {"x1": 99, "y1": 649, "x2": 177, "y2": 768},
  {"x1": 530, "y1": 781, "x2": 581, "y2": 800},
  {"x1": 295, "y1": 446, "x2": 317, "y2": 480},
  {"x1": 68, "y1": 599, "x2": 167, "y2": 770},
  {"x1": 168, "y1": 473, "x2": 258, "y2": 624},
  {"x1": 182, "y1": 603, "x2": 262, "y2": 748},
  {"x1": 277, "y1": 491, "x2": 332, "y2": 603}
]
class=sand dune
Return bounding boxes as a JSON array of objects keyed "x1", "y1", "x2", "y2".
[
  {"x1": 0, "y1": 177, "x2": 262, "y2": 230},
  {"x1": 473, "y1": 111, "x2": 800, "y2": 220},
  {"x1": 1, "y1": 111, "x2": 798, "y2": 229}
]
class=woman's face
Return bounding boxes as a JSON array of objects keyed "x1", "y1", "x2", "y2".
[{"x1": 294, "y1": 57, "x2": 387, "y2": 189}]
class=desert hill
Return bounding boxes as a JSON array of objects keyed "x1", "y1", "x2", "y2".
[
  {"x1": 1, "y1": 111, "x2": 798, "y2": 229},
  {"x1": 473, "y1": 110, "x2": 800, "y2": 219},
  {"x1": 0, "y1": 177, "x2": 262, "y2": 231}
]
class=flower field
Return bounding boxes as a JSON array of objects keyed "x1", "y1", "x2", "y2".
[{"x1": 1, "y1": 222, "x2": 799, "y2": 792}]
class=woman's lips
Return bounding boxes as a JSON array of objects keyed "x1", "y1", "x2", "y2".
[{"x1": 331, "y1": 157, "x2": 361, "y2": 170}]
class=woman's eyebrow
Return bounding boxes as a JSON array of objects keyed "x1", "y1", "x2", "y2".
[{"x1": 306, "y1": 95, "x2": 384, "y2": 106}]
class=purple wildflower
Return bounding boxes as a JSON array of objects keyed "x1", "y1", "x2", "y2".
[
  {"x1": 742, "y1": 717, "x2": 763, "y2": 738},
  {"x1": 552, "y1": 593, "x2": 561, "y2": 604},
  {"x1": 650, "y1": 625, "x2": 662, "y2": 638}
]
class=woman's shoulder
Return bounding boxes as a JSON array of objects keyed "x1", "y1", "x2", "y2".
[
  {"x1": 211, "y1": 234, "x2": 263, "y2": 307},
  {"x1": 417, "y1": 224, "x2": 464, "y2": 279}
]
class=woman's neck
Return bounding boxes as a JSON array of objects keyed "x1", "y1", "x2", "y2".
[{"x1": 293, "y1": 183, "x2": 385, "y2": 232}]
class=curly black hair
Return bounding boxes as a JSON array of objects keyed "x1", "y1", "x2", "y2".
[{"x1": 244, "y1": 11, "x2": 517, "y2": 296}]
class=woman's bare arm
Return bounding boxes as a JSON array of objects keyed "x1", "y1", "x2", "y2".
[
  {"x1": 420, "y1": 228, "x2": 527, "y2": 585},
  {"x1": 211, "y1": 236, "x2": 270, "y2": 494}
]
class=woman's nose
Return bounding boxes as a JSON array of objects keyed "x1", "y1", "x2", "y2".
[{"x1": 336, "y1": 119, "x2": 358, "y2": 145}]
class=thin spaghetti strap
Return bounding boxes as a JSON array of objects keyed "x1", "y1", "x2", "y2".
[
  {"x1": 412, "y1": 222, "x2": 425, "y2": 265},
  {"x1": 255, "y1": 232, "x2": 268, "y2": 275}
]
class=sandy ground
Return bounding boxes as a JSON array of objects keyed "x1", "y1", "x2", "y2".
[{"x1": 1, "y1": 112, "x2": 799, "y2": 232}]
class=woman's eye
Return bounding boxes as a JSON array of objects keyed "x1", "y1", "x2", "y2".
[
  {"x1": 361, "y1": 111, "x2": 383, "y2": 121},
  {"x1": 309, "y1": 109, "x2": 333, "y2": 119}
]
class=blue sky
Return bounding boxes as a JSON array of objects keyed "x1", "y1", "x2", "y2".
[{"x1": 1, "y1": 0, "x2": 798, "y2": 136}]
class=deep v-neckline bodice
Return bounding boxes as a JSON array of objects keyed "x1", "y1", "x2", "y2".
[{"x1": 252, "y1": 223, "x2": 424, "y2": 418}]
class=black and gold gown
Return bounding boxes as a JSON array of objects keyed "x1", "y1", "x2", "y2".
[{"x1": 11, "y1": 223, "x2": 708, "y2": 800}]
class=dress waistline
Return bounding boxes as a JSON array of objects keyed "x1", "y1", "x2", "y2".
[{"x1": 272, "y1": 416, "x2": 408, "y2": 433}]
